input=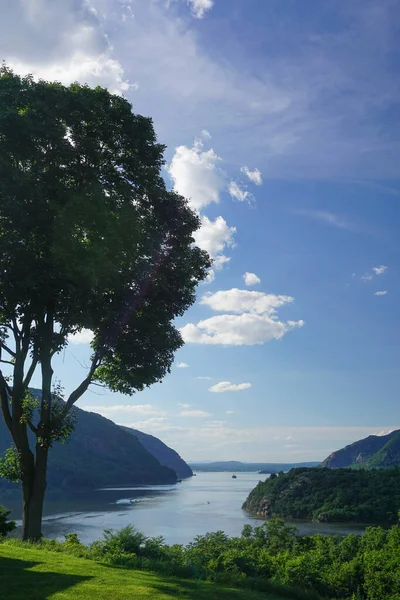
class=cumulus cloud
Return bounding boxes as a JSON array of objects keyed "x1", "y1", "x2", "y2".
[
  {"x1": 168, "y1": 136, "x2": 236, "y2": 283},
  {"x1": 243, "y1": 272, "x2": 261, "y2": 286},
  {"x1": 168, "y1": 138, "x2": 224, "y2": 212},
  {"x1": 374, "y1": 290, "x2": 388, "y2": 296},
  {"x1": 0, "y1": 0, "x2": 129, "y2": 94},
  {"x1": 181, "y1": 286, "x2": 303, "y2": 346},
  {"x1": 179, "y1": 409, "x2": 212, "y2": 417},
  {"x1": 241, "y1": 167, "x2": 262, "y2": 185},
  {"x1": 194, "y1": 216, "x2": 235, "y2": 257},
  {"x1": 228, "y1": 181, "x2": 251, "y2": 203},
  {"x1": 372, "y1": 265, "x2": 388, "y2": 275},
  {"x1": 180, "y1": 313, "x2": 304, "y2": 346},
  {"x1": 186, "y1": 0, "x2": 214, "y2": 19},
  {"x1": 68, "y1": 328, "x2": 94, "y2": 345},
  {"x1": 194, "y1": 215, "x2": 236, "y2": 283},
  {"x1": 177, "y1": 362, "x2": 189, "y2": 368},
  {"x1": 209, "y1": 381, "x2": 252, "y2": 393},
  {"x1": 200, "y1": 289, "x2": 293, "y2": 315}
]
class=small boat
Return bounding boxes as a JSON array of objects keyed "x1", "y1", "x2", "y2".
[{"x1": 232, "y1": 474, "x2": 237, "y2": 479}]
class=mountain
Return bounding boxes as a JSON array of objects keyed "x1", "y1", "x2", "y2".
[
  {"x1": 0, "y1": 391, "x2": 186, "y2": 491},
  {"x1": 189, "y1": 461, "x2": 320, "y2": 473},
  {"x1": 321, "y1": 429, "x2": 400, "y2": 469},
  {"x1": 122, "y1": 427, "x2": 192, "y2": 479}
]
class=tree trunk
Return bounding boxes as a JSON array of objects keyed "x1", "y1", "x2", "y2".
[{"x1": 21, "y1": 445, "x2": 48, "y2": 541}]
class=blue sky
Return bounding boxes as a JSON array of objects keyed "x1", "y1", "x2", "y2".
[{"x1": 2, "y1": 0, "x2": 399, "y2": 461}]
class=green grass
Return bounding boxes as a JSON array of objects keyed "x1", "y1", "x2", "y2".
[{"x1": 0, "y1": 543, "x2": 284, "y2": 600}]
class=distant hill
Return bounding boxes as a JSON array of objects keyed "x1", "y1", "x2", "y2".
[
  {"x1": 122, "y1": 427, "x2": 192, "y2": 479},
  {"x1": 0, "y1": 390, "x2": 190, "y2": 492},
  {"x1": 189, "y1": 460, "x2": 320, "y2": 473},
  {"x1": 322, "y1": 429, "x2": 400, "y2": 469}
]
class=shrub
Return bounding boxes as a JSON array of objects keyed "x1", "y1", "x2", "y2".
[{"x1": 0, "y1": 505, "x2": 16, "y2": 537}]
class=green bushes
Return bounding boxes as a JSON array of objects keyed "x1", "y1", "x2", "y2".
[
  {"x1": 2, "y1": 519, "x2": 400, "y2": 599},
  {"x1": 0, "y1": 504, "x2": 15, "y2": 537}
]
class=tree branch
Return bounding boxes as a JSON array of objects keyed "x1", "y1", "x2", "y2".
[
  {"x1": 0, "y1": 341, "x2": 16, "y2": 359},
  {"x1": 23, "y1": 357, "x2": 38, "y2": 390},
  {"x1": 0, "y1": 370, "x2": 12, "y2": 433},
  {"x1": 0, "y1": 359, "x2": 14, "y2": 366},
  {"x1": 27, "y1": 420, "x2": 38, "y2": 435}
]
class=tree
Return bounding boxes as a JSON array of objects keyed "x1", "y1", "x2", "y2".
[{"x1": 0, "y1": 66, "x2": 210, "y2": 541}]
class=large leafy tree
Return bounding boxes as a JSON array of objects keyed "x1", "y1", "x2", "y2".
[{"x1": 0, "y1": 67, "x2": 210, "y2": 541}]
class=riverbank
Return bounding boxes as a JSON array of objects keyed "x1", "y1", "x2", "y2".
[{"x1": 3, "y1": 472, "x2": 366, "y2": 545}]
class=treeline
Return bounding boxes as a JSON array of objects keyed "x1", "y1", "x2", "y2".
[
  {"x1": 3, "y1": 519, "x2": 400, "y2": 599},
  {"x1": 243, "y1": 467, "x2": 400, "y2": 524}
]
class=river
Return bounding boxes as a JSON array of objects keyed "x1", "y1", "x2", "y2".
[{"x1": 6, "y1": 472, "x2": 365, "y2": 545}]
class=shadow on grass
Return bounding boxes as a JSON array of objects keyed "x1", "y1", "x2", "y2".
[{"x1": 0, "y1": 556, "x2": 91, "y2": 600}]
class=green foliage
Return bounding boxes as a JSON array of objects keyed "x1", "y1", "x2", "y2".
[
  {"x1": 0, "y1": 504, "x2": 16, "y2": 536},
  {"x1": 0, "y1": 446, "x2": 21, "y2": 482},
  {"x1": 243, "y1": 467, "x2": 400, "y2": 524},
  {"x1": 4, "y1": 519, "x2": 400, "y2": 598}
]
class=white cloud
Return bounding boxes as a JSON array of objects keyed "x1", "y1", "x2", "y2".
[
  {"x1": 179, "y1": 409, "x2": 212, "y2": 417},
  {"x1": 81, "y1": 404, "x2": 165, "y2": 416},
  {"x1": 194, "y1": 215, "x2": 236, "y2": 259},
  {"x1": 228, "y1": 181, "x2": 251, "y2": 203},
  {"x1": 196, "y1": 376, "x2": 213, "y2": 380},
  {"x1": 68, "y1": 328, "x2": 94, "y2": 345},
  {"x1": 209, "y1": 381, "x2": 252, "y2": 393},
  {"x1": 225, "y1": 410, "x2": 235, "y2": 415},
  {"x1": 177, "y1": 362, "x2": 189, "y2": 368},
  {"x1": 186, "y1": 0, "x2": 214, "y2": 19},
  {"x1": 0, "y1": 0, "x2": 129, "y2": 94},
  {"x1": 243, "y1": 272, "x2": 261, "y2": 286},
  {"x1": 374, "y1": 290, "x2": 388, "y2": 296},
  {"x1": 182, "y1": 287, "x2": 303, "y2": 346},
  {"x1": 178, "y1": 403, "x2": 191, "y2": 408},
  {"x1": 241, "y1": 167, "x2": 262, "y2": 185},
  {"x1": 200, "y1": 288, "x2": 293, "y2": 315},
  {"x1": 204, "y1": 269, "x2": 216, "y2": 284},
  {"x1": 168, "y1": 138, "x2": 224, "y2": 212},
  {"x1": 180, "y1": 313, "x2": 304, "y2": 346},
  {"x1": 372, "y1": 265, "x2": 388, "y2": 275},
  {"x1": 362, "y1": 265, "x2": 388, "y2": 281}
]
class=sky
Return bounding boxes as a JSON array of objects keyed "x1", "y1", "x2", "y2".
[{"x1": 1, "y1": 0, "x2": 400, "y2": 462}]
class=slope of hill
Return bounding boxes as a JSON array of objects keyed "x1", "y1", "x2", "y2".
[
  {"x1": 322, "y1": 429, "x2": 400, "y2": 469},
  {"x1": 122, "y1": 427, "x2": 192, "y2": 479},
  {"x1": 243, "y1": 467, "x2": 400, "y2": 524},
  {"x1": 0, "y1": 392, "x2": 178, "y2": 491}
]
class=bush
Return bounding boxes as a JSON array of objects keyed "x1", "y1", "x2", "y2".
[{"x1": 0, "y1": 505, "x2": 16, "y2": 537}]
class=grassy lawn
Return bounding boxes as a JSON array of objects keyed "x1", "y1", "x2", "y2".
[{"x1": 0, "y1": 543, "x2": 284, "y2": 600}]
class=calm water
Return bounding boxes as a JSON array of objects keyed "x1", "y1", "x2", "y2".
[{"x1": 7, "y1": 472, "x2": 365, "y2": 545}]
